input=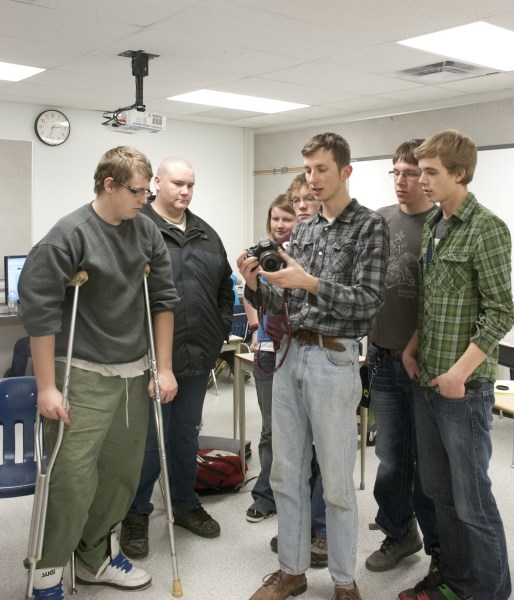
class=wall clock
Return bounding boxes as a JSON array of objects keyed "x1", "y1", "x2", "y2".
[{"x1": 34, "y1": 109, "x2": 71, "y2": 146}]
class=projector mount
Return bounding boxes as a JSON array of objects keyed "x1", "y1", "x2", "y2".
[{"x1": 102, "y1": 50, "x2": 159, "y2": 128}]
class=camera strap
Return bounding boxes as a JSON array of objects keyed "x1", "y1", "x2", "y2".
[{"x1": 253, "y1": 286, "x2": 292, "y2": 376}]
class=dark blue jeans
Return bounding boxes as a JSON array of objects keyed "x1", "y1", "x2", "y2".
[
  {"x1": 129, "y1": 372, "x2": 209, "y2": 515},
  {"x1": 368, "y1": 345, "x2": 438, "y2": 552},
  {"x1": 413, "y1": 380, "x2": 511, "y2": 600},
  {"x1": 250, "y1": 351, "x2": 276, "y2": 513}
]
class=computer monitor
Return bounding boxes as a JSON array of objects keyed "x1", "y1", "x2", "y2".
[{"x1": 4, "y1": 255, "x2": 27, "y2": 305}]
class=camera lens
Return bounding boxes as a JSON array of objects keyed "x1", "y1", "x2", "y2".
[{"x1": 260, "y1": 250, "x2": 282, "y2": 272}]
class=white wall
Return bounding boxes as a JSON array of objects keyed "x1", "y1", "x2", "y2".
[
  {"x1": 0, "y1": 101, "x2": 250, "y2": 272},
  {"x1": 253, "y1": 96, "x2": 514, "y2": 241},
  {"x1": 0, "y1": 101, "x2": 252, "y2": 375}
]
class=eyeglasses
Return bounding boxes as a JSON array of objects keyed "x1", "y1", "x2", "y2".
[
  {"x1": 389, "y1": 170, "x2": 421, "y2": 181},
  {"x1": 289, "y1": 196, "x2": 319, "y2": 206},
  {"x1": 118, "y1": 182, "x2": 152, "y2": 198}
]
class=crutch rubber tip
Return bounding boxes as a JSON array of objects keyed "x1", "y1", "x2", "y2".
[{"x1": 172, "y1": 580, "x2": 183, "y2": 597}]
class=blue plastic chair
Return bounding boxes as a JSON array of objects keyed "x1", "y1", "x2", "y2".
[{"x1": 0, "y1": 376, "x2": 38, "y2": 498}]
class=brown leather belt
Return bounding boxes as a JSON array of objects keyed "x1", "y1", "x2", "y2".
[{"x1": 292, "y1": 330, "x2": 352, "y2": 352}]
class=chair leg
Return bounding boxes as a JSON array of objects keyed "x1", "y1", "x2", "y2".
[
  {"x1": 211, "y1": 369, "x2": 219, "y2": 395},
  {"x1": 359, "y1": 406, "x2": 368, "y2": 490}
]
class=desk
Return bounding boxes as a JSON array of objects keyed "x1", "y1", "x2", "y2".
[
  {"x1": 221, "y1": 335, "x2": 244, "y2": 354},
  {"x1": 499, "y1": 328, "x2": 514, "y2": 374},
  {"x1": 233, "y1": 352, "x2": 254, "y2": 468},
  {"x1": 494, "y1": 380, "x2": 514, "y2": 467},
  {"x1": 233, "y1": 352, "x2": 368, "y2": 489}
]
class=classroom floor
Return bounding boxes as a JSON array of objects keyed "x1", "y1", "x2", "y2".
[{"x1": 2, "y1": 371, "x2": 514, "y2": 600}]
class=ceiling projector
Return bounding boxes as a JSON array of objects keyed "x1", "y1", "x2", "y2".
[{"x1": 106, "y1": 110, "x2": 166, "y2": 134}]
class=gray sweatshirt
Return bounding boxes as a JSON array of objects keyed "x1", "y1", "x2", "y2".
[{"x1": 19, "y1": 203, "x2": 179, "y2": 364}]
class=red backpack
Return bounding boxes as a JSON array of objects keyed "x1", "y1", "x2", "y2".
[{"x1": 194, "y1": 449, "x2": 246, "y2": 493}]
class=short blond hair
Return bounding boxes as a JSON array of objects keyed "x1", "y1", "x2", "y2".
[
  {"x1": 414, "y1": 130, "x2": 477, "y2": 185},
  {"x1": 287, "y1": 172, "x2": 308, "y2": 196},
  {"x1": 94, "y1": 146, "x2": 153, "y2": 194}
]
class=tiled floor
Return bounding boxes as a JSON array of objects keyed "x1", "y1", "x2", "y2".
[{"x1": 2, "y1": 372, "x2": 514, "y2": 599}]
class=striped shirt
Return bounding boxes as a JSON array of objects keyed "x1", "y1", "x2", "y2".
[
  {"x1": 417, "y1": 192, "x2": 514, "y2": 386},
  {"x1": 248, "y1": 198, "x2": 389, "y2": 338}
]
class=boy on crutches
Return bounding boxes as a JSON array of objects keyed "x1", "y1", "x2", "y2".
[{"x1": 18, "y1": 146, "x2": 179, "y2": 599}]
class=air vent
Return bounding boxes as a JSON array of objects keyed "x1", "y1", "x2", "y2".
[{"x1": 393, "y1": 60, "x2": 497, "y2": 83}]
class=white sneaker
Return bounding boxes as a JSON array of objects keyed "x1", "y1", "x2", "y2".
[
  {"x1": 76, "y1": 553, "x2": 151, "y2": 590},
  {"x1": 33, "y1": 566, "x2": 65, "y2": 599}
]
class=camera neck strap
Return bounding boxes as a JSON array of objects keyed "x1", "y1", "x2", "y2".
[{"x1": 253, "y1": 281, "x2": 292, "y2": 376}]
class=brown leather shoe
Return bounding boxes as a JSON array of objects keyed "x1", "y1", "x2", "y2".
[
  {"x1": 249, "y1": 570, "x2": 307, "y2": 600},
  {"x1": 332, "y1": 582, "x2": 362, "y2": 600}
]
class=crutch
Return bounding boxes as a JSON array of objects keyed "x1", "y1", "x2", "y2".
[
  {"x1": 26, "y1": 271, "x2": 88, "y2": 599},
  {"x1": 143, "y1": 264, "x2": 183, "y2": 598}
]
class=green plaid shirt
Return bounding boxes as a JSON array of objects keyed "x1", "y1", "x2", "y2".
[{"x1": 417, "y1": 192, "x2": 514, "y2": 386}]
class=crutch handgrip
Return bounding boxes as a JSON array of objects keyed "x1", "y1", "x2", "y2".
[{"x1": 67, "y1": 270, "x2": 88, "y2": 287}]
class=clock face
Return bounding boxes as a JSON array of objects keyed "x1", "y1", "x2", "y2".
[{"x1": 35, "y1": 110, "x2": 71, "y2": 146}]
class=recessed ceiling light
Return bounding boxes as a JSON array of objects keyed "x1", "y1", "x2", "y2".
[
  {"x1": 0, "y1": 61, "x2": 45, "y2": 82},
  {"x1": 167, "y1": 89, "x2": 309, "y2": 113},
  {"x1": 398, "y1": 21, "x2": 514, "y2": 71}
]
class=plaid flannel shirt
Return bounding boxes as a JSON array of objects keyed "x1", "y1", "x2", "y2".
[
  {"x1": 417, "y1": 192, "x2": 514, "y2": 386},
  {"x1": 246, "y1": 198, "x2": 389, "y2": 338}
]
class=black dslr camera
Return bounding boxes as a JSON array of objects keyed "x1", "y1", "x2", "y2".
[{"x1": 246, "y1": 239, "x2": 285, "y2": 272}]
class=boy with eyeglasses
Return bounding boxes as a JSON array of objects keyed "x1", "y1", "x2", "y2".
[
  {"x1": 288, "y1": 171, "x2": 321, "y2": 222},
  {"x1": 365, "y1": 139, "x2": 439, "y2": 574},
  {"x1": 18, "y1": 146, "x2": 179, "y2": 599},
  {"x1": 400, "y1": 130, "x2": 513, "y2": 600}
]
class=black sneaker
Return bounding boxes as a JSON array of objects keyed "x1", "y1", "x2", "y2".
[
  {"x1": 428, "y1": 547, "x2": 441, "y2": 575},
  {"x1": 173, "y1": 504, "x2": 220, "y2": 538},
  {"x1": 120, "y1": 513, "x2": 149, "y2": 559},
  {"x1": 246, "y1": 506, "x2": 276, "y2": 523}
]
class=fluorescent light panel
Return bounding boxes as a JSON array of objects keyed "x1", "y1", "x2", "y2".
[
  {"x1": 0, "y1": 61, "x2": 45, "y2": 82},
  {"x1": 399, "y1": 21, "x2": 514, "y2": 72},
  {"x1": 167, "y1": 89, "x2": 309, "y2": 113}
]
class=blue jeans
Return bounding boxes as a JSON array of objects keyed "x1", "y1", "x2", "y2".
[
  {"x1": 250, "y1": 351, "x2": 276, "y2": 513},
  {"x1": 413, "y1": 380, "x2": 511, "y2": 600},
  {"x1": 129, "y1": 372, "x2": 209, "y2": 515},
  {"x1": 368, "y1": 345, "x2": 438, "y2": 552},
  {"x1": 251, "y1": 351, "x2": 327, "y2": 536},
  {"x1": 271, "y1": 338, "x2": 360, "y2": 585}
]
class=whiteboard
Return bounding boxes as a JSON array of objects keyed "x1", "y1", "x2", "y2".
[
  {"x1": 349, "y1": 158, "x2": 395, "y2": 211},
  {"x1": 348, "y1": 148, "x2": 514, "y2": 289}
]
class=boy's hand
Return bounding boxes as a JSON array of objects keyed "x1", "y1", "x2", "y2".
[
  {"x1": 38, "y1": 386, "x2": 71, "y2": 425},
  {"x1": 237, "y1": 251, "x2": 260, "y2": 291},
  {"x1": 149, "y1": 367, "x2": 178, "y2": 403},
  {"x1": 263, "y1": 250, "x2": 319, "y2": 294},
  {"x1": 429, "y1": 371, "x2": 466, "y2": 399}
]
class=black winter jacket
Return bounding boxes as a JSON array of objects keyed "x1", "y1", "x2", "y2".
[{"x1": 141, "y1": 203, "x2": 234, "y2": 377}]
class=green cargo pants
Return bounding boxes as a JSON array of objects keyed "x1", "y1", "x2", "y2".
[{"x1": 37, "y1": 363, "x2": 149, "y2": 573}]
